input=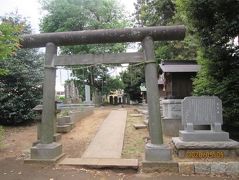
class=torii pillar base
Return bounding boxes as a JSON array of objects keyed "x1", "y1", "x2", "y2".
[
  {"x1": 25, "y1": 143, "x2": 64, "y2": 164},
  {"x1": 142, "y1": 143, "x2": 178, "y2": 173}
]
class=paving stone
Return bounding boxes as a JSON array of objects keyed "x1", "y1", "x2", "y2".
[
  {"x1": 210, "y1": 162, "x2": 226, "y2": 174},
  {"x1": 142, "y1": 161, "x2": 178, "y2": 173},
  {"x1": 178, "y1": 162, "x2": 194, "y2": 175},
  {"x1": 56, "y1": 124, "x2": 72, "y2": 133},
  {"x1": 226, "y1": 162, "x2": 239, "y2": 176},
  {"x1": 194, "y1": 163, "x2": 211, "y2": 175},
  {"x1": 133, "y1": 124, "x2": 147, "y2": 129},
  {"x1": 82, "y1": 110, "x2": 127, "y2": 158},
  {"x1": 130, "y1": 114, "x2": 143, "y2": 117},
  {"x1": 59, "y1": 158, "x2": 138, "y2": 169}
]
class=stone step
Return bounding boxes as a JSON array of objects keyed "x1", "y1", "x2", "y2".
[
  {"x1": 59, "y1": 158, "x2": 138, "y2": 169},
  {"x1": 57, "y1": 124, "x2": 72, "y2": 133},
  {"x1": 133, "y1": 124, "x2": 147, "y2": 129},
  {"x1": 130, "y1": 114, "x2": 143, "y2": 117}
]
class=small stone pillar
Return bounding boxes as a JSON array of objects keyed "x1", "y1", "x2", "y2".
[
  {"x1": 143, "y1": 36, "x2": 172, "y2": 161},
  {"x1": 84, "y1": 85, "x2": 91, "y2": 104},
  {"x1": 29, "y1": 43, "x2": 63, "y2": 161}
]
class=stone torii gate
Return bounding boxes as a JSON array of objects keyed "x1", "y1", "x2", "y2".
[{"x1": 20, "y1": 26, "x2": 186, "y2": 162}]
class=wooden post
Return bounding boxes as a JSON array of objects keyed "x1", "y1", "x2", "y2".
[
  {"x1": 41, "y1": 43, "x2": 57, "y2": 144},
  {"x1": 143, "y1": 36, "x2": 163, "y2": 145}
]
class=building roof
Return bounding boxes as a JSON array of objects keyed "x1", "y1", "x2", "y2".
[{"x1": 159, "y1": 60, "x2": 200, "y2": 73}]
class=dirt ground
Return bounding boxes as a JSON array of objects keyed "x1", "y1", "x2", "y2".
[{"x1": 0, "y1": 106, "x2": 236, "y2": 180}]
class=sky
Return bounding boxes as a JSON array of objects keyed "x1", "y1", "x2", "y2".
[{"x1": 0, "y1": 0, "x2": 137, "y2": 91}]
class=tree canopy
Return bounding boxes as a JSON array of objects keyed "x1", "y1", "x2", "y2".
[
  {"x1": 40, "y1": 0, "x2": 129, "y2": 96},
  {"x1": 134, "y1": 0, "x2": 198, "y2": 61},
  {"x1": 0, "y1": 14, "x2": 43, "y2": 125},
  {"x1": 176, "y1": 0, "x2": 239, "y2": 126},
  {"x1": 0, "y1": 16, "x2": 22, "y2": 75}
]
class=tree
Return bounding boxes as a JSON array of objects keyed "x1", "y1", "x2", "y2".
[
  {"x1": 40, "y1": 0, "x2": 129, "y2": 96},
  {"x1": 0, "y1": 14, "x2": 43, "y2": 125},
  {"x1": 175, "y1": 0, "x2": 239, "y2": 126},
  {"x1": 121, "y1": 64, "x2": 145, "y2": 102},
  {"x1": 0, "y1": 17, "x2": 22, "y2": 75},
  {"x1": 103, "y1": 75, "x2": 124, "y2": 95},
  {"x1": 134, "y1": 0, "x2": 198, "y2": 61}
]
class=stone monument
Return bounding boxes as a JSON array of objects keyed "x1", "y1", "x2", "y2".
[
  {"x1": 172, "y1": 96, "x2": 239, "y2": 158},
  {"x1": 84, "y1": 85, "x2": 93, "y2": 105}
]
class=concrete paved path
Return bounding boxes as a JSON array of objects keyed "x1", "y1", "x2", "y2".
[{"x1": 82, "y1": 109, "x2": 127, "y2": 158}]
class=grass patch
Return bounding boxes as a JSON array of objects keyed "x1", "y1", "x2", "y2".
[{"x1": 122, "y1": 109, "x2": 148, "y2": 161}]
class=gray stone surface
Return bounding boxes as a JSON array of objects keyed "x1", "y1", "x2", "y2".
[
  {"x1": 143, "y1": 37, "x2": 163, "y2": 145},
  {"x1": 194, "y1": 163, "x2": 211, "y2": 175},
  {"x1": 226, "y1": 162, "x2": 239, "y2": 176},
  {"x1": 82, "y1": 110, "x2": 127, "y2": 158},
  {"x1": 162, "y1": 99, "x2": 182, "y2": 119},
  {"x1": 30, "y1": 142, "x2": 62, "y2": 160},
  {"x1": 172, "y1": 137, "x2": 239, "y2": 149},
  {"x1": 84, "y1": 85, "x2": 91, "y2": 103},
  {"x1": 179, "y1": 96, "x2": 230, "y2": 141},
  {"x1": 145, "y1": 143, "x2": 172, "y2": 161},
  {"x1": 69, "y1": 107, "x2": 94, "y2": 123},
  {"x1": 179, "y1": 130, "x2": 229, "y2": 141},
  {"x1": 40, "y1": 43, "x2": 57, "y2": 144},
  {"x1": 142, "y1": 161, "x2": 178, "y2": 173},
  {"x1": 162, "y1": 118, "x2": 182, "y2": 136},
  {"x1": 57, "y1": 124, "x2": 72, "y2": 133},
  {"x1": 182, "y1": 96, "x2": 222, "y2": 127},
  {"x1": 57, "y1": 116, "x2": 71, "y2": 125},
  {"x1": 53, "y1": 133, "x2": 62, "y2": 142},
  {"x1": 211, "y1": 163, "x2": 226, "y2": 174}
]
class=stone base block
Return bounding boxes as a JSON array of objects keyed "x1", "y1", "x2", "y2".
[
  {"x1": 172, "y1": 137, "x2": 239, "y2": 158},
  {"x1": 178, "y1": 162, "x2": 194, "y2": 175},
  {"x1": 145, "y1": 143, "x2": 172, "y2": 161},
  {"x1": 57, "y1": 116, "x2": 71, "y2": 125},
  {"x1": 57, "y1": 124, "x2": 72, "y2": 133},
  {"x1": 142, "y1": 161, "x2": 178, "y2": 173},
  {"x1": 133, "y1": 124, "x2": 147, "y2": 129},
  {"x1": 179, "y1": 130, "x2": 229, "y2": 141},
  {"x1": 162, "y1": 118, "x2": 182, "y2": 137},
  {"x1": 66, "y1": 122, "x2": 75, "y2": 129},
  {"x1": 30, "y1": 142, "x2": 63, "y2": 160},
  {"x1": 54, "y1": 133, "x2": 62, "y2": 142}
]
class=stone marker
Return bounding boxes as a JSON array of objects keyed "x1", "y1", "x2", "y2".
[
  {"x1": 180, "y1": 96, "x2": 228, "y2": 141},
  {"x1": 172, "y1": 96, "x2": 239, "y2": 158},
  {"x1": 84, "y1": 85, "x2": 92, "y2": 104}
]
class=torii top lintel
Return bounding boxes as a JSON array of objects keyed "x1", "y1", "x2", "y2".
[{"x1": 20, "y1": 25, "x2": 186, "y2": 48}]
